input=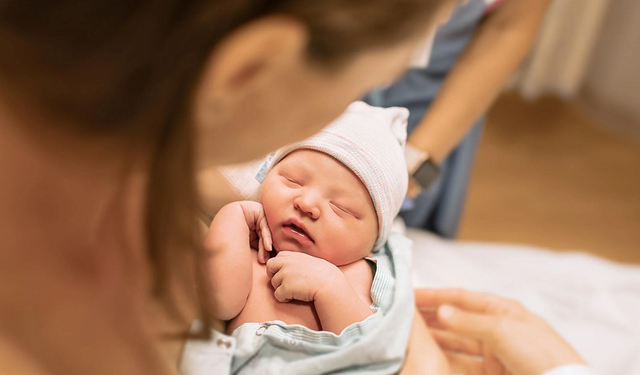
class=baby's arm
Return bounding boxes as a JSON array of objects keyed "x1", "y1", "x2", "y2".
[
  {"x1": 315, "y1": 259, "x2": 374, "y2": 334},
  {"x1": 203, "y1": 201, "x2": 271, "y2": 321},
  {"x1": 266, "y1": 252, "x2": 373, "y2": 334}
]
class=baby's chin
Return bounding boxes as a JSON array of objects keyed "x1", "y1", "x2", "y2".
[
  {"x1": 273, "y1": 243, "x2": 306, "y2": 255},
  {"x1": 271, "y1": 240, "x2": 365, "y2": 267},
  {"x1": 271, "y1": 238, "x2": 304, "y2": 253},
  {"x1": 271, "y1": 239, "x2": 322, "y2": 259}
]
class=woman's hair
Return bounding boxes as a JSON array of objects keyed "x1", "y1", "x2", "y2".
[{"x1": 0, "y1": 0, "x2": 441, "y2": 332}]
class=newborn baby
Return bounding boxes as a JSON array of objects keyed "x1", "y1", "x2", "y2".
[
  {"x1": 214, "y1": 148, "x2": 379, "y2": 335},
  {"x1": 203, "y1": 101, "x2": 411, "y2": 375}
]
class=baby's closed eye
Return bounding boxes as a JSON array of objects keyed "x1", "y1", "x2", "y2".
[
  {"x1": 281, "y1": 175, "x2": 301, "y2": 186},
  {"x1": 331, "y1": 202, "x2": 357, "y2": 218}
]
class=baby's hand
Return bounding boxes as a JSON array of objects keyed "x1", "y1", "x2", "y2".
[
  {"x1": 238, "y1": 201, "x2": 272, "y2": 263},
  {"x1": 266, "y1": 252, "x2": 345, "y2": 303}
]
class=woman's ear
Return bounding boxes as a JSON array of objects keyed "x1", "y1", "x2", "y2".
[{"x1": 199, "y1": 16, "x2": 308, "y2": 96}]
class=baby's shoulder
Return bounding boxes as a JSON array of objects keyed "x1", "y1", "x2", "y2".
[{"x1": 339, "y1": 258, "x2": 373, "y2": 278}]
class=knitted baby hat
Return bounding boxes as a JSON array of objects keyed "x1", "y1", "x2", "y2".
[{"x1": 258, "y1": 101, "x2": 409, "y2": 251}]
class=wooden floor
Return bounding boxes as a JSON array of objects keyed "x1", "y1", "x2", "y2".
[{"x1": 457, "y1": 93, "x2": 640, "y2": 264}]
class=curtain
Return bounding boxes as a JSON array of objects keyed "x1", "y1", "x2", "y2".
[{"x1": 511, "y1": 0, "x2": 611, "y2": 99}]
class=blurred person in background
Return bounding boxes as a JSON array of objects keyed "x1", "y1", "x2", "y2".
[
  {"x1": 367, "y1": 0, "x2": 554, "y2": 238},
  {"x1": 0, "y1": 0, "x2": 588, "y2": 374}
]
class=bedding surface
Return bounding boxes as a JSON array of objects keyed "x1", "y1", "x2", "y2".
[{"x1": 407, "y1": 228, "x2": 640, "y2": 375}]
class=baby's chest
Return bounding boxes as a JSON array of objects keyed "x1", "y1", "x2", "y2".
[{"x1": 227, "y1": 256, "x2": 321, "y2": 333}]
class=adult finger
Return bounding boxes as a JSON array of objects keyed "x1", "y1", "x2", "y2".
[
  {"x1": 445, "y1": 350, "x2": 508, "y2": 375},
  {"x1": 416, "y1": 288, "x2": 497, "y2": 314},
  {"x1": 429, "y1": 328, "x2": 482, "y2": 356},
  {"x1": 444, "y1": 351, "x2": 483, "y2": 375},
  {"x1": 419, "y1": 309, "x2": 446, "y2": 330},
  {"x1": 483, "y1": 341, "x2": 506, "y2": 375},
  {"x1": 416, "y1": 288, "x2": 520, "y2": 315},
  {"x1": 437, "y1": 304, "x2": 498, "y2": 341}
]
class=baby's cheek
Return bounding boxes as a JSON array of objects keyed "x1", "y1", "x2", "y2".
[
  {"x1": 327, "y1": 240, "x2": 369, "y2": 266},
  {"x1": 260, "y1": 196, "x2": 277, "y2": 223}
]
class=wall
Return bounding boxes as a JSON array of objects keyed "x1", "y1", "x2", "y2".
[{"x1": 584, "y1": 0, "x2": 640, "y2": 122}]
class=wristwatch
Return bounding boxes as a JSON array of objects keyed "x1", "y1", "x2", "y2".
[{"x1": 405, "y1": 144, "x2": 440, "y2": 198}]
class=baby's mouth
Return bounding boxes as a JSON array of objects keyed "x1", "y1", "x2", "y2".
[{"x1": 283, "y1": 223, "x2": 314, "y2": 243}]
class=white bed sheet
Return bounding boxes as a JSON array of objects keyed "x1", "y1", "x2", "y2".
[{"x1": 407, "y1": 228, "x2": 640, "y2": 375}]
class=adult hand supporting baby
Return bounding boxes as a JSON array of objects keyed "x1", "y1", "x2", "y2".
[{"x1": 415, "y1": 288, "x2": 587, "y2": 375}]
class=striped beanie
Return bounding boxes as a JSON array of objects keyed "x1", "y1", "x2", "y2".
[{"x1": 258, "y1": 101, "x2": 409, "y2": 251}]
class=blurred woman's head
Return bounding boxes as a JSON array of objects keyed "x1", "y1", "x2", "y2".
[{"x1": 0, "y1": 0, "x2": 446, "y2": 320}]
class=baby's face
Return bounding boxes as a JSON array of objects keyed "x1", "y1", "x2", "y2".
[{"x1": 259, "y1": 150, "x2": 378, "y2": 266}]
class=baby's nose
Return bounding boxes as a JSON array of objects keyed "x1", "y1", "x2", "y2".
[{"x1": 294, "y1": 195, "x2": 320, "y2": 219}]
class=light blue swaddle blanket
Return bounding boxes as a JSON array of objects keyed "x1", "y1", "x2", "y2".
[{"x1": 229, "y1": 232, "x2": 414, "y2": 375}]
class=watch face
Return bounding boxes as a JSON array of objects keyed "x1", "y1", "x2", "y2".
[{"x1": 413, "y1": 160, "x2": 440, "y2": 190}]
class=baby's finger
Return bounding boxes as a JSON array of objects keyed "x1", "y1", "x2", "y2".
[
  {"x1": 257, "y1": 213, "x2": 273, "y2": 251},
  {"x1": 266, "y1": 257, "x2": 284, "y2": 279},
  {"x1": 263, "y1": 231, "x2": 272, "y2": 252},
  {"x1": 258, "y1": 240, "x2": 266, "y2": 264},
  {"x1": 270, "y1": 268, "x2": 284, "y2": 290},
  {"x1": 273, "y1": 286, "x2": 291, "y2": 303}
]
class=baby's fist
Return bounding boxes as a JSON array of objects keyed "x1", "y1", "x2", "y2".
[{"x1": 266, "y1": 252, "x2": 342, "y2": 303}]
